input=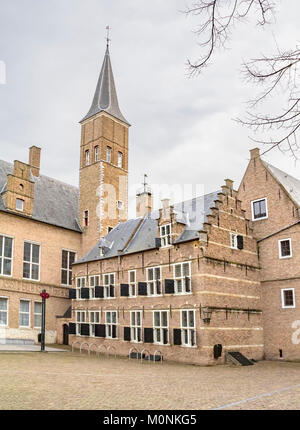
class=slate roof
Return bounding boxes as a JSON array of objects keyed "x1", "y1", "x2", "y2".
[
  {"x1": 263, "y1": 161, "x2": 300, "y2": 207},
  {"x1": 0, "y1": 159, "x2": 81, "y2": 232},
  {"x1": 80, "y1": 46, "x2": 130, "y2": 125},
  {"x1": 75, "y1": 190, "x2": 220, "y2": 264}
]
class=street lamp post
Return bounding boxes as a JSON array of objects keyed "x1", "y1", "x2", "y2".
[{"x1": 40, "y1": 290, "x2": 50, "y2": 352}]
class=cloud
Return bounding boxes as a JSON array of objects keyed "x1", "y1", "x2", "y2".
[{"x1": 0, "y1": 0, "x2": 299, "y2": 219}]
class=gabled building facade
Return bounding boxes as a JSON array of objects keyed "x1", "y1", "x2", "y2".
[
  {"x1": 238, "y1": 148, "x2": 300, "y2": 361},
  {"x1": 68, "y1": 181, "x2": 263, "y2": 365},
  {"x1": 1, "y1": 42, "x2": 300, "y2": 365}
]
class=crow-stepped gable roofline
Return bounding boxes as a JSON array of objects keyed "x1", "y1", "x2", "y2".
[{"x1": 80, "y1": 44, "x2": 130, "y2": 126}]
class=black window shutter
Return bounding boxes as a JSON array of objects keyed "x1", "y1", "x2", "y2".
[
  {"x1": 112, "y1": 325, "x2": 117, "y2": 339},
  {"x1": 163, "y1": 328, "x2": 168, "y2": 345},
  {"x1": 69, "y1": 322, "x2": 76, "y2": 335},
  {"x1": 138, "y1": 282, "x2": 148, "y2": 296},
  {"x1": 81, "y1": 288, "x2": 90, "y2": 299},
  {"x1": 237, "y1": 235, "x2": 244, "y2": 250},
  {"x1": 144, "y1": 328, "x2": 154, "y2": 343},
  {"x1": 95, "y1": 286, "x2": 104, "y2": 298},
  {"x1": 120, "y1": 284, "x2": 129, "y2": 297},
  {"x1": 109, "y1": 285, "x2": 115, "y2": 298},
  {"x1": 95, "y1": 324, "x2": 105, "y2": 338},
  {"x1": 213, "y1": 344, "x2": 223, "y2": 359},
  {"x1": 173, "y1": 328, "x2": 182, "y2": 345},
  {"x1": 80, "y1": 323, "x2": 90, "y2": 336},
  {"x1": 69, "y1": 288, "x2": 76, "y2": 299},
  {"x1": 155, "y1": 237, "x2": 162, "y2": 248},
  {"x1": 165, "y1": 279, "x2": 175, "y2": 294},
  {"x1": 124, "y1": 327, "x2": 131, "y2": 341}
]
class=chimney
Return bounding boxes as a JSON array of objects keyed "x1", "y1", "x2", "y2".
[
  {"x1": 136, "y1": 189, "x2": 153, "y2": 218},
  {"x1": 29, "y1": 146, "x2": 41, "y2": 177},
  {"x1": 250, "y1": 147, "x2": 260, "y2": 160}
]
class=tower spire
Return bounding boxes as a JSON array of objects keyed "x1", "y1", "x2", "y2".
[
  {"x1": 81, "y1": 32, "x2": 129, "y2": 125},
  {"x1": 106, "y1": 25, "x2": 111, "y2": 49}
]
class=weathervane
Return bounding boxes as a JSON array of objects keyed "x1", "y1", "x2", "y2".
[
  {"x1": 106, "y1": 25, "x2": 111, "y2": 47},
  {"x1": 143, "y1": 174, "x2": 148, "y2": 193}
]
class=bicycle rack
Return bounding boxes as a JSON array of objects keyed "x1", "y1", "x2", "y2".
[
  {"x1": 88, "y1": 343, "x2": 98, "y2": 355},
  {"x1": 79, "y1": 342, "x2": 89, "y2": 354},
  {"x1": 128, "y1": 346, "x2": 139, "y2": 360},
  {"x1": 107, "y1": 345, "x2": 117, "y2": 359},
  {"x1": 96, "y1": 344, "x2": 107, "y2": 357},
  {"x1": 140, "y1": 348, "x2": 150, "y2": 363},
  {"x1": 71, "y1": 341, "x2": 81, "y2": 353},
  {"x1": 153, "y1": 350, "x2": 163, "y2": 364}
]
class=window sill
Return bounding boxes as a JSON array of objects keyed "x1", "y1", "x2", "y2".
[
  {"x1": 180, "y1": 345, "x2": 197, "y2": 349},
  {"x1": 22, "y1": 278, "x2": 40, "y2": 283},
  {"x1": 252, "y1": 216, "x2": 268, "y2": 222}
]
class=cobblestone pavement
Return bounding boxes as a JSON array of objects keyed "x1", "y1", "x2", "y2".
[{"x1": 0, "y1": 347, "x2": 300, "y2": 410}]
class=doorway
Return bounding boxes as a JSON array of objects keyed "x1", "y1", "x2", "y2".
[{"x1": 63, "y1": 324, "x2": 69, "y2": 345}]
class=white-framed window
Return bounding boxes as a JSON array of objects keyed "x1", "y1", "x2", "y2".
[
  {"x1": 85, "y1": 149, "x2": 90, "y2": 166},
  {"x1": 173, "y1": 262, "x2": 191, "y2": 294},
  {"x1": 278, "y1": 238, "x2": 292, "y2": 259},
  {"x1": 251, "y1": 198, "x2": 268, "y2": 221},
  {"x1": 103, "y1": 273, "x2": 115, "y2": 298},
  {"x1": 128, "y1": 270, "x2": 137, "y2": 297},
  {"x1": 89, "y1": 275, "x2": 101, "y2": 299},
  {"x1": 105, "y1": 311, "x2": 117, "y2": 338},
  {"x1": 106, "y1": 146, "x2": 112, "y2": 163},
  {"x1": 117, "y1": 200, "x2": 123, "y2": 210},
  {"x1": 181, "y1": 310, "x2": 196, "y2": 347},
  {"x1": 281, "y1": 288, "x2": 295, "y2": 308},
  {"x1": 76, "y1": 310, "x2": 86, "y2": 335},
  {"x1": 19, "y1": 300, "x2": 30, "y2": 327},
  {"x1": 94, "y1": 146, "x2": 99, "y2": 162},
  {"x1": 0, "y1": 297, "x2": 8, "y2": 326},
  {"x1": 230, "y1": 232, "x2": 238, "y2": 249},
  {"x1": 160, "y1": 224, "x2": 172, "y2": 247},
  {"x1": 16, "y1": 198, "x2": 24, "y2": 212},
  {"x1": 89, "y1": 311, "x2": 100, "y2": 336},
  {"x1": 23, "y1": 241, "x2": 40, "y2": 281},
  {"x1": 76, "y1": 277, "x2": 86, "y2": 299},
  {"x1": 153, "y1": 310, "x2": 169, "y2": 345},
  {"x1": 61, "y1": 250, "x2": 76, "y2": 286},
  {"x1": 147, "y1": 266, "x2": 162, "y2": 296},
  {"x1": 34, "y1": 302, "x2": 42, "y2": 328},
  {"x1": 118, "y1": 152, "x2": 123, "y2": 168},
  {"x1": 0, "y1": 234, "x2": 13, "y2": 276},
  {"x1": 130, "y1": 310, "x2": 142, "y2": 343}
]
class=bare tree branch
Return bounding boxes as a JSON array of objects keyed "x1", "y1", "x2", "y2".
[
  {"x1": 185, "y1": 0, "x2": 275, "y2": 74},
  {"x1": 185, "y1": 0, "x2": 300, "y2": 159}
]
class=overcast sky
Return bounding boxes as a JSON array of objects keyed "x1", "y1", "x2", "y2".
[{"x1": 0, "y1": 0, "x2": 299, "y2": 218}]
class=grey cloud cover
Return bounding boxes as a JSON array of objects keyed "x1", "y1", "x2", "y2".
[{"x1": 0, "y1": 0, "x2": 299, "y2": 218}]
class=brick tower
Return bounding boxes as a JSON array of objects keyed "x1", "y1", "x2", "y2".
[{"x1": 79, "y1": 42, "x2": 130, "y2": 256}]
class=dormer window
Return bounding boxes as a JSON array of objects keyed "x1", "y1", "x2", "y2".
[
  {"x1": 16, "y1": 198, "x2": 24, "y2": 212},
  {"x1": 251, "y1": 198, "x2": 268, "y2": 221},
  {"x1": 85, "y1": 150, "x2": 90, "y2": 166},
  {"x1": 160, "y1": 224, "x2": 171, "y2": 247}
]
